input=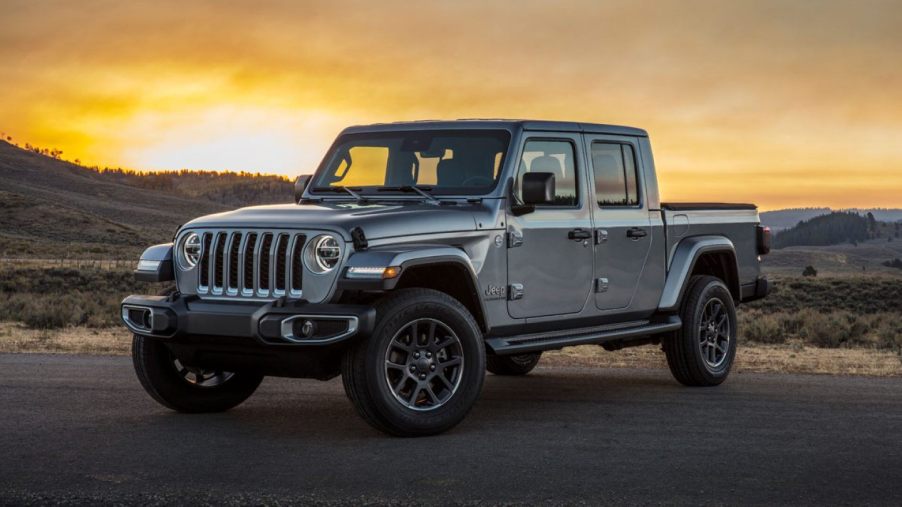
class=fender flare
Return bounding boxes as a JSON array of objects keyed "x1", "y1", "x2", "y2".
[
  {"x1": 134, "y1": 243, "x2": 174, "y2": 282},
  {"x1": 658, "y1": 235, "x2": 738, "y2": 312},
  {"x1": 338, "y1": 246, "x2": 488, "y2": 330}
]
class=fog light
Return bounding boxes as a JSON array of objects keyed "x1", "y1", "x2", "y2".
[{"x1": 300, "y1": 320, "x2": 316, "y2": 338}]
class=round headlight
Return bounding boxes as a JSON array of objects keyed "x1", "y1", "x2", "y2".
[
  {"x1": 179, "y1": 232, "x2": 201, "y2": 269},
  {"x1": 305, "y1": 235, "x2": 341, "y2": 273}
]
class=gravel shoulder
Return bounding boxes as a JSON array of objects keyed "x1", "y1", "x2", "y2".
[{"x1": 2, "y1": 322, "x2": 900, "y2": 377}]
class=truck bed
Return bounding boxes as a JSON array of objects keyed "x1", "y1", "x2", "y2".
[{"x1": 660, "y1": 202, "x2": 761, "y2": 285}]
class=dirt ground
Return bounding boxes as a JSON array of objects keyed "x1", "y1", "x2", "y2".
[{"x1": 1, "y1": 322, "x2": 899, "y2": 377}]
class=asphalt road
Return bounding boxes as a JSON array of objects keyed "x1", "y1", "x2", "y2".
[{"x1": 1, "y1": 354, "x2": 901, "y2": 506}]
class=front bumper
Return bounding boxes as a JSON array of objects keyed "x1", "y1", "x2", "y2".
[{"x1": 120, "y1": 293, "x2": 376, "y2": 347}]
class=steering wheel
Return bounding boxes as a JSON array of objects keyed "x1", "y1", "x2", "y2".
[{"x1": 461, "y1": 175, "x2": 493, "y2": 187}]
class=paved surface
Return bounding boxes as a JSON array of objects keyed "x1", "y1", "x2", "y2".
[{"x1": 1, "y1": 354, "x2": 901, "y2": 505}]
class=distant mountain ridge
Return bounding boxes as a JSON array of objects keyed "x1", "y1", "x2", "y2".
[
  {"x1": 760, "y1": 207, "x2": 902, "y2": 232},
  {"x1": 773, "y1": 211, "x2": 871, "y2": 248}
]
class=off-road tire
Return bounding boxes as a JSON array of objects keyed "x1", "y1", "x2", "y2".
[
  {"x1": 664, "y1": 275, "x2": 737, "y2": 386},
  {"x1": 341, "y1": 288, "x2": 486, "y2": 437},
  {"x1": 486, "y1": 352, "x2": 542, "y2": 376},
  {"x1": 132, "y1": 334, "x2": 264, "y2": 413},
  {"x1": 131, "y1": 286, "x2": 262, "y2": 413}
]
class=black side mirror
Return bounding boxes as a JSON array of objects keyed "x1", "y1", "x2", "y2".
[
  {"x1": 522, "y1": 172, "x2": 555, "y2": 205},
  {"x1": 294, "y1": 175, "x2": 312, "y2": 203}
]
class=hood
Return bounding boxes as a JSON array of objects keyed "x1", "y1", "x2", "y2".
[{"x1": 182, "y1": 200, "x2": 495, "y2": 240}]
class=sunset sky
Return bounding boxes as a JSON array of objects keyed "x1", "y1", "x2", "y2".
[{"x1": 2, "y1": 0, "x2": 901, "y2": 210}]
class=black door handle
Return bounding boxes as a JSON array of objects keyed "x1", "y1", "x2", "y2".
[
  {"x1": 627, "y1": 227, "x2": 647, "y2": 239},
  {"x1": 568, "y1": 228, "x2": 592, "y2": 240}
]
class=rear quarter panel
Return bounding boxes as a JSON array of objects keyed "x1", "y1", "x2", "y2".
[{"x1": 663, "y1": 208, "x2": 761, "y2": 285}]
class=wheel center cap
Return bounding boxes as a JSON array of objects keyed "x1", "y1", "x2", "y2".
[{"x1": 415, "y1": 357, "x2": 432, "y2": 372}]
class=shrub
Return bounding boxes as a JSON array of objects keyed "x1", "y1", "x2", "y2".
[
  {"x1": 802, "y1": 265, "x2": 818, "y2": 277},
  {"x1": 739, "y1": 311, "x2": 785, "y2": 344},
  {"x1": 0, "y1": 267, "x2": 160, "y2": 330}
]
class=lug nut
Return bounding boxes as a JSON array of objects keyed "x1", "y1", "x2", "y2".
[
  {"x1": 409, "y1": 365, "x2": 416, "y2": 372},
  {"x1": 430, "y1": 364, "x2": 436, "y2": 371},
  {"x1": 425, "y1": 352, "x2": 432, "y2": 358},
  {"x1": 414, "y1": 352, "x2": 420, "y2": 359},
  {"x1": 419, "y1": 373, "x2": 426, "y2": 380}
]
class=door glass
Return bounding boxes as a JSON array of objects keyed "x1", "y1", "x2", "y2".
[
  {"x1": 592, "y1": 143, "x2": 639, "y2": 206},
  {"x1": 516, "y1": 140, "x2": 578, "y2": 206}
]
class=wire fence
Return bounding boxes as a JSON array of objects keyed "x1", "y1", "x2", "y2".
[{"x1": 0, "y1": 258, "x2": 134, "y2": 270}]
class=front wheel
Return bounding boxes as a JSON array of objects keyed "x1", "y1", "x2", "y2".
[
  {"x1": 663, "y1": 275, "x2": 737, "y2": 386},
  {"x1": 132, "y1": 334, "x2": 263, "y2": 413},
  {"x1": 341, "y1": 289, "x2": 486, "y2": 436}
]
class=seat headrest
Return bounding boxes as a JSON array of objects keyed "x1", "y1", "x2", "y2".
[{"x1": 530, "y1": 155, "x2": 563, "y2": 178}]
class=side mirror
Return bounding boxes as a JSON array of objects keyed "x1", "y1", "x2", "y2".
[
  {"x1": 522, "y1": 172, "x2": 555, "y2": 205},
  {"x1": 294, "y1": 174, "x2": 312, "y2": 203}
]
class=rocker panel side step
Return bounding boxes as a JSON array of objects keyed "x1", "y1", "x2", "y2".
[{"x1": 485, "y1": 316, "x2": 682, "y2": 355}]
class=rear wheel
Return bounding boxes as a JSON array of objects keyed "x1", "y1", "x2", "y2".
[
  {"x1": 342, "y1": 288, "x2": 486, "y2": 436},
  {"x1": 663, "y1": 275, "x2": 737, "y2": 386},
  {"x1": 486, "y1": 352, "x2": 542, "y2": 376},
  {"x1": 132, "y1": 334, "x2": 263, "y2": 413}
]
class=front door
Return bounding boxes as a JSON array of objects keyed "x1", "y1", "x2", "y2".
[
  {"x1": 586, "y1": 136, "x2": 652, "y2": 310},
  {"x1": 507, "y1": 135, "x2": 594, "y2": 319}
]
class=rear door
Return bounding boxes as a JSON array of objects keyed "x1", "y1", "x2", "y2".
[
  {"x1": 586, "y1": 136, "x2": 653, "y2": 310},
  {"x1": 506, "y1": 134, "x2": 594, "y2": 319}
]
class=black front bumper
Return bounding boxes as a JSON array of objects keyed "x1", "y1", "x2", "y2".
[{"x1": 121, "y1": 294, "x2": 376, "y2": 347}]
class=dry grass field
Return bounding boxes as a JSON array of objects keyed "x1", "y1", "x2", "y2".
[{"x1": 1, "y1": 264, "x2": 900, "y2": 376}]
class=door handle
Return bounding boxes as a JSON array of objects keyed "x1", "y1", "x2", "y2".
[
  {"x1": 626, "y1": 227, "x2": 647, "y2": 239},
  {"x1": 568, "y1": 228, "x2": 592, "y2": 241}
]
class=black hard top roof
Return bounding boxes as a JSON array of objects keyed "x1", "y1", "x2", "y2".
[{"x1": 340, "y1": 119, "x2": 648, "y2": 137}]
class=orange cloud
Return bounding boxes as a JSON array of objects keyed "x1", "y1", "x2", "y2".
[{"x1": 2, "y1": 0, "x2": 901, "y2": 209}]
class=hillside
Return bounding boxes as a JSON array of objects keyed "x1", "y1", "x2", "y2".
[
  {"x1": 759, "y1": 208, "x2": 831, "y2": 232},
  {"x1": 774, "y1": 211, "x2": 872, "y2": 248},
  {"x1": 0, "y1": 141, "x2": 293, "y2": 258},
  {"x1": 760, "y1": 207, "x2": 902, "y2": 232},
  {"x1": 764, "y1": 211, "x2": 902, "y2": 276}
]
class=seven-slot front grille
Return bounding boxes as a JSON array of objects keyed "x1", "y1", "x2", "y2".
[{"x1": 196, "y1": 230, "x2": 306, "y2": 298}]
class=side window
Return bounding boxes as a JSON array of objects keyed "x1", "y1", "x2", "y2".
[
  {"x1": 517, "y1": 140, "x2": 578, "y2": 206},
  {"x1": 591, "y1": 142, "x2": 639, "y2": 207}
]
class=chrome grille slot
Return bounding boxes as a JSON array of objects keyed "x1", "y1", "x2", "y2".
[
  {"x1": 193, "y1": 229, "x2": 308, "y2": 299},
  {"x1": 258, "y1": 233, "x2": 273, "y2": 293},
  {"x1": 212, "y1": 233, "x2": 227, "y2": 292},
  {"x1": 243, "y1": 233, "x2": 258, "y2": 292},
  {"x1": 274, "y1": 234, "x2": 288, "y2": 294},
  {"x1": 227, "y1": 233, "x2": 242, "y2": 294},
  {"x1": 290, "y1": 235, "x2": 305, "y2": 294},
  {"x1": 199, "y1": 233, "x2": 212, "y2": 289}
]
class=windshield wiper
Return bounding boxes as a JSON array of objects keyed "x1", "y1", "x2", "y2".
[
  {"x1": 313, "y1": 186, "x2": 368, "y2": 203},
  {"x1": 377, "y1": 185, "x2": 439, "y2": 204}
]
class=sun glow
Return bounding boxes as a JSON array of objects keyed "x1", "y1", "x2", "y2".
[
  {"x1": 116, "y1": 106, "x2": 346, "y2": 175},
  {"x1": 2, "y1": 0, "x2": 902, "y2": 209}
]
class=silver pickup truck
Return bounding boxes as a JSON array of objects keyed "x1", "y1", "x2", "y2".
[{"x1": 122, "y1": 120, "x2": 771, "y2": 436}]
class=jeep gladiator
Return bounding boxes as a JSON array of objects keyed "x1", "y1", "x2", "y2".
[{"x1": 122, "y1": 120, "x2": 771, "y2": 436}]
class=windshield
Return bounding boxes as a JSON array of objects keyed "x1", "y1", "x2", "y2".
[{"x1": 311, "y1": 130, "x2": 510, "y2": 196}]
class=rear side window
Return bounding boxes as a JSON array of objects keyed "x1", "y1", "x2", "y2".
[
  {"x1": 591, "y1": 142, "x2": 639, "y2": 207},
  {"x1": 517, "y1": 140, "x2": 578, "y2": 206}
]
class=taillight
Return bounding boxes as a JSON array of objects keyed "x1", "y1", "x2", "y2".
[{"x1": 756, "y1": 225, "x2": 771, "y2": 255}]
